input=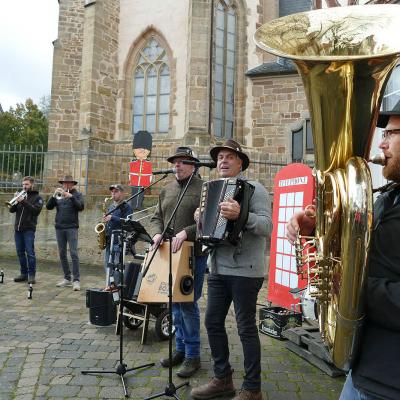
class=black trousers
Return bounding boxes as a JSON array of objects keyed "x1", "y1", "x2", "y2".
[{"x1": 205, "y1": 273, "x2": 264, "y2": 391}]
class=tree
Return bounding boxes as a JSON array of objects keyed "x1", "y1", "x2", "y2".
[
  {"x1": 0, "y1": 99, "x2": 49, "y2": 181},
  {"x1": 0, "y1": 98, "x2": 48, "y2": 149}
]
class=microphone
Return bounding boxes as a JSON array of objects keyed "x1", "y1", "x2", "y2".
[
  {"x1": 182, "y1": 160, "x2": 217, "y2": 169},
  {"x1": 152, "y1": 168, "x2": 176, "y2": 175}
]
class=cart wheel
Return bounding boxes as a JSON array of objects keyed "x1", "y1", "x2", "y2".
[
  {"x1": 155, "y1": 309, "x2": 175, "y2": 340},
  {"x1": 123, "y1": 307, "x2": 144, "y2": 330}
]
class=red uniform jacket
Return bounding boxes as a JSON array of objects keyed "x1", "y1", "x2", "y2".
[{"x1": 129, "y1": 160, "x2": 152, "y2": 187}]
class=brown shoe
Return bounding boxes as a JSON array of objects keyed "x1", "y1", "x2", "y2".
[
  {"x1": 232, "y1": 389, "x2": 263, "y2": 400},
  {"x1": 191, "y1": 375, "x2": 235, "y2": 400}
]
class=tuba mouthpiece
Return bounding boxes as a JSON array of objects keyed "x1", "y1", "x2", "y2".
[{"x1": 368, "y1": 153, "x2": 386, "y2": 166}]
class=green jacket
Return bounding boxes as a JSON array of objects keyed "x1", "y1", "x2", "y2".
[{"x1": 149, "y1": 175, "x2": 203, "y2": 256}]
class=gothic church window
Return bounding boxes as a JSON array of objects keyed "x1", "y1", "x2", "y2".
[
  {"x1": 214, "y1": 1, "x2": 237, "y2": 138},
  {"x1": 132, "y1": 38, "x2": 170, "y2": 134}
]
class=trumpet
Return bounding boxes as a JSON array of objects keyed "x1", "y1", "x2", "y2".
[
  {"x1": 53, "y1": 188, "x2": 68, "y2": 200},
  {"x1": 5, "y1": 190, "x2": 27, "y2": 208}
]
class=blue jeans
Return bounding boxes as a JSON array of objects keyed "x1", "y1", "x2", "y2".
[
  {"x1": 340, "y1": 371, "x2": 381, "y2": 400},
  {"x1": 172, "y1": 255, "x2": 207, "y2": 359},
  {"x1": 56, "y1": 228, "x2": 80, "y2": 282},
  {"x1": 205, "y1": 274, "x2": 264, "y2": 391},
  {"x1": 104, "y1": 237, "x2": 122, "y2": 286},
  {"x1": 14, "y1": 230, "x2": 36, "y2": 276}
]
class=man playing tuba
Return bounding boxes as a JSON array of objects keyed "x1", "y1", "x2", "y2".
[{"x1": 287, "y1": 101, "x2": 400, "y2": 400}]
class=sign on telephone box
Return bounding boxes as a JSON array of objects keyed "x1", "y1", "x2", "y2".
[{"x1": 267, "y1": 163, "x2": 315, "y2": 309}]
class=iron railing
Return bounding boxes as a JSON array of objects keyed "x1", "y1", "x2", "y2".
[{"x1": 0, "y1": 144, "x2": 310, "y2": 195}]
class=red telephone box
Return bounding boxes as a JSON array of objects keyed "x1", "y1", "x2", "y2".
[{"x1": 267, "y1": 163, "x2": 315, "y2": 309}]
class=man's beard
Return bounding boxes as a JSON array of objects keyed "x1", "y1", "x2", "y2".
[{"x1": 383, "y1": 156, "x2": 400, "y2": 183}]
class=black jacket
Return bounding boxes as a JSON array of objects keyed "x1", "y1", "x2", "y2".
[
  {"x1": 46, "y1": 189, "x2": 84, "y2": 229},
  {"x1": 9, "y1": 190, "x2": 43, "y2": 231},
  {"x1": 352, "y1": 188, "x2": 400, "y2": 399}
]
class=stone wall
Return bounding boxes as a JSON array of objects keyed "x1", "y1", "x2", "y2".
[
  {"x1": 250, "y1": 74, "x2": 308, "y2": 161},
  {"x1": 48, "y1": 0, "x2": 85, "y2": 151}
]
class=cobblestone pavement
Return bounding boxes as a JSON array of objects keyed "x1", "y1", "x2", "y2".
[{"x1": 0, "y1": 258, "x2": 344, "y2": 400}]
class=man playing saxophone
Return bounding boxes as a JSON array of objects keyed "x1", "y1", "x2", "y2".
[
  {"x1": 46, "y1": 175, "x2": 84, "y2": 291},
  {"x1": 287, "y1": 101, "x2": 400, "y2": 400},
  {"x1": 103, "y1": 184, "x2": 132, "y2": 287},
  {"x1": 10, "y1": 176, "x2": 43, "y2": 284}
]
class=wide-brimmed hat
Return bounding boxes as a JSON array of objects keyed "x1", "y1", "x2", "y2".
[
  {"x1": 109, "y1": 184, "x2": 124, "y2": 192},
  {"x1": 58, "y1": 175, "x2": 78, "y2": 185},
  {"x1": 210, "y1": 139, "x2": 250, "y2": 171},
  {"x1": 167, "y1": 146, "x2": 199, "y2": 163},
  {"x1": 377, "y1": 99, "x2": 400, "y2": 128}
]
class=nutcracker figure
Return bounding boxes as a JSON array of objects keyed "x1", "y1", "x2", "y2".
[{"x1": 129, "y1": 130, "x2": 153, "y2": 210}]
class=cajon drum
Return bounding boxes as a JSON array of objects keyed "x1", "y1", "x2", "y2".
[{"x1": 138, "y1": 241, "x2": 194, "y2": 303}]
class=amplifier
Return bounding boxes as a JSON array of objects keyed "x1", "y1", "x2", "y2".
[{"x1": 86, "y1": 288, "x2": 116, "y2": 326}]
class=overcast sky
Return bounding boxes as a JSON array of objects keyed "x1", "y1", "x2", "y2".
[{"x1": 0, "y1": 0, "x2": 59, "y2": 111}]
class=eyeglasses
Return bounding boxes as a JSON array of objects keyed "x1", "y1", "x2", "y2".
[{"x1": 382, "y1": 128, "x2": 400, "y2": 140}]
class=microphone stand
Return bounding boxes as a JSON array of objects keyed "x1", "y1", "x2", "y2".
[
  {"x1": 143, "y1": 169, "x2": 197, "y2": 400},
  {"x1": 82, "y1": 221, "x2": 154, "y2": 398},
  {"x1": 81, "y1": 179, "x2": 170, "y2": 397}
]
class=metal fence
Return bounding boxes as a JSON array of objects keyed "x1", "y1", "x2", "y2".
[{"x1": 0, "y1": 144, "x2": 309, "y2": 195}]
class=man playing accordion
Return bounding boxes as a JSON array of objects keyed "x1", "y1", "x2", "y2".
[{"x1": 192, "y1": 139, "x2": 272, "y2": 400}]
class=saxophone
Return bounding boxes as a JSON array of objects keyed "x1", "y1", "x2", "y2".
[{"x1": 95, "y1": 197, "x2": 112, "y2": 250}]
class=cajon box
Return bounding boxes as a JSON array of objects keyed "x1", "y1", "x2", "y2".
[{"x1": 138, "y1": 241, "x2": 194, "y2": 303}]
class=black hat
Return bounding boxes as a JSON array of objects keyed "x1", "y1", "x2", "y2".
[
  {"x1": 109, "y1": 184, "x2": 124, "y2": 192},
  {"x1": 133, "y1": 130, "x2": 153, "y2": 151},
  {"x1": 167, "y1": 147, "x2": 199, "y2": 163},
  {"x1": 209, "y1": 139, "x2": 250, "y2": 171},
  {"x1": 377, "y1": 99, "x2": 400, "y2": 128},
  {"x1": 58, "y1": 175, "x2": 78, "y2": 185}
]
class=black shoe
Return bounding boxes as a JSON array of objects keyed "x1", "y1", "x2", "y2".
[
  {"x1": 28, "y1": 276, "x2": 36, "y2": 284},
  {"x1": 14, "y1": 275, "x2": 28, "y2": 282},
  {"x1": 160, "y1": 350, "x2": 185, "y2": 368},
  {"x1": 176, "y1": 357, "x2": 201, "y2": 378}
]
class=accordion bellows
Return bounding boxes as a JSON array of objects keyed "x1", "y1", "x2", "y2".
[{"x1": 196, "y1": 178, "x2": 254, "y2": 246}]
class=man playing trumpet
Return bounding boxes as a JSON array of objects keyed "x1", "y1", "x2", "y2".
[
  {"x1": 46, "y1": 175, "x2": 84, "y2": 291},
  {"x1": 9, "y1": 176, "x2": 43, "y2": 284}
]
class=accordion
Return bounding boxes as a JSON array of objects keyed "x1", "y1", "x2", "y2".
[{"x1": 196, "y1": 178, "x2": 254, "y2": 246}]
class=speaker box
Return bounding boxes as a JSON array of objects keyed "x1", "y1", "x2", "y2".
[
  {"x1": 138, "y1": 241, "x2": 194, "y2": 303},
  {"x1": 86, "y1": 288, "x2": 116, "y2": 326}
]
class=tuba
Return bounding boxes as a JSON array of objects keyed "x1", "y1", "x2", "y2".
[{"x1": 255, "y1": 5, "x2": 400, "y2": 370}]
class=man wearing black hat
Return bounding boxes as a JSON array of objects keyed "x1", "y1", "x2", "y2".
[
  {"x1": 46, "y1": 175, "x2": 84, "y2": 291},
  {"x1": 10, "y1": 176, "x2": 44, "y2": 284},
  {"x1": 191, "y1": 140, "x2": 272, "y2": 400},
  {"x1": 148, "y1": 146, "x2": 207, "y2": 378},
  {"x1": 103, "y1": 184, "x2": 133, "y2": 287},
  {"x1": 287, "y1": 100, "x2": 400, "y2": 400}
]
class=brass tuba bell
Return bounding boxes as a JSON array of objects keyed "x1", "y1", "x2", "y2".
[{"x1": 255, "y1": 5, "x2": 400, "y2": 371}]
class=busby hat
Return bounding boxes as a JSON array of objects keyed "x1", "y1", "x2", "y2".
[{"x1": 133, "y1": 130, "x2": 153, "y2": 151}]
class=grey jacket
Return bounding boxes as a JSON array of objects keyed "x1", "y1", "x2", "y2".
[{"x1": 208, "y1": 174, "x2": 272, "y2": 278}]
